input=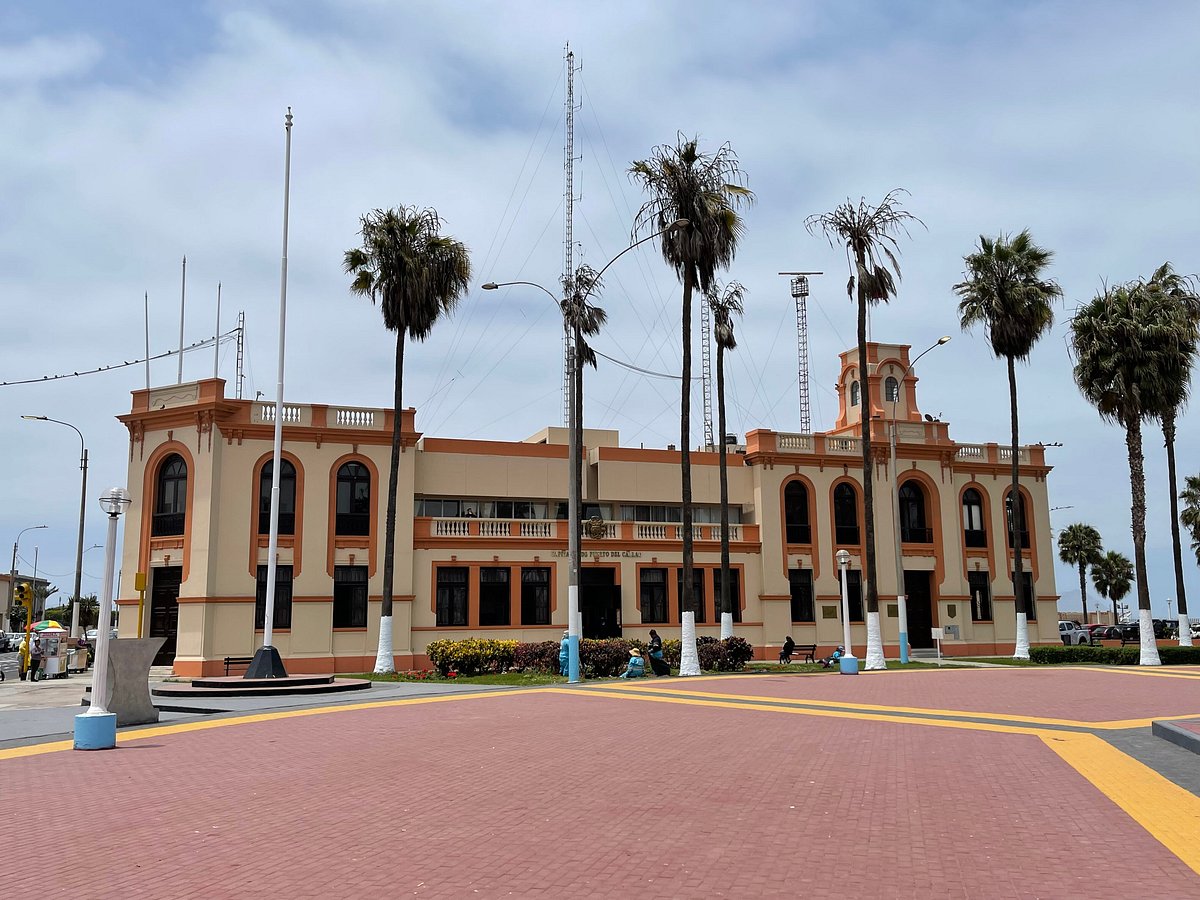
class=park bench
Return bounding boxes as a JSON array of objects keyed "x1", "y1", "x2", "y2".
[
  {"x1": 1120, "y1": 633, "x2": 1139, "y2": 648},
  {"x1": 223, "y1": 656, "x2": 254, "y2": 675},
  {"x1": 781, "y1": 643, "x2": 817, "y2": 665}
]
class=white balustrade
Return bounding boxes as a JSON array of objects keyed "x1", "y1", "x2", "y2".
[
  {"x1": 433, "y1": 518, "x2": 471, "y2": 537},
  {"x1": 955, "y1": 444, "x2": 986, "y2": 461},
  {"x1": 519, "y1": 521, "x2": 553, "y2": 538},
  {"x1": 777, "y1": 433, "x2": 814, "y2": 451},
  {"x1": 478, "y1": 519, "x2": 510, "y2": 537},
  {"x1": 636, "y1": 523, "x2": 669, "y2": 541},
  {"x1": 828, "y1": 437, "x2": 860, "y2": 454},
  {"x1": 999, "y1": 447, "x2": 1030, "y2": 463},
  {"x1": 258, "y1": 403, "x2": 303, "y2": 424},
  {"x1": 335, "y1": 408, "x2": 378, "y2": 428}
]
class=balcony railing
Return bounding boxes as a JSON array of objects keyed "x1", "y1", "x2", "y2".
[
  {"x1": 151, "y1": 512, "x2": 185, "y2": 537},
  {"x1": 419, "y1": 517, "x2": 754, "y2": 543},
  {"x1": 827, "y1": 437, "x2": 860, "y2": 454},
  {"x1": 335, "y1": 512, "x2": 370, "y2": 536},
  {"x1": 785, "y1": 524, "x2": 812, "y2": 544},
  {"x1": 835, "y1": 525, "x2": 860, "y2": 545},
  {"x1": 901, "y1": 526, "x2": 934, "y2": 544},
  {"x1": 965, "y1": 529, "x2": 988, "y2": 548}
]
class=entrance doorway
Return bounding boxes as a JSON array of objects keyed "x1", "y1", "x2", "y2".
[
  {"x1": 581, "y1": 567, "x2": 621, "y2": 639},
  {"x1": 904, "y1": 571, "x2": 935, "y2": 649},
  {"x1": 149, "y1": 566, "x2": 181, "y2": 666}
]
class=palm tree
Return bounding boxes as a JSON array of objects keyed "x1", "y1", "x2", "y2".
[
  {"x1": 1181, "y1": 474, "x2": 1200, "y2": 565},
  {"x1": 1057, "y1": 523, "x2": 1103, "y2": 623},
  {"x1": 630, "y1": 136, "x2": 753, "y2": 676},
  {"x1": 707, "y1": 281, "x2": 745, "y2": 639},
  {"x1": 1071, "y1": 282, "x2": 1194, "y2": 665},
  {"x1": 807, "y1": 191, "x2": 919, "y2": 670},
  {"x1": 565, "y1": 263, "x2": 608, "y2": 557},
  {"x1": 953, "y1": 230, "x2": 1060, "y2": 659},
  {"x1": 345, "y1": 207, "x2": 471, "y2": 673},
  {"x1": 1091, "y1": 550, "x2": 1134, "y2": 626},
  {"x1": 1142, "y1": 264, "x2": 1200, "y2": 645}
]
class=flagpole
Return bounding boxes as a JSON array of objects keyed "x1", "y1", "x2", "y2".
[
  {"x1": 144, "y1": 292, "x2": 151, "y2": 390},
  {"x1": 176, "y1": 256, "x2": 186, "y2": 384},
  {"x1": 214, "y1": 282, "x2": 222, "y2": 379}
]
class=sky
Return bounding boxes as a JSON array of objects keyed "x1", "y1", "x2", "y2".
[{"x1": 2, "y1": 0, "x2": 1197, "y2": 618}]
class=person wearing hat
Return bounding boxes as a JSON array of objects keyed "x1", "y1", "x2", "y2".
[
  {"x1": 617, "y1": 647, "x2": 646, "y2": 679},
  {"x1": 558, "y1": 630, "x2": 570, "y2": 677}
]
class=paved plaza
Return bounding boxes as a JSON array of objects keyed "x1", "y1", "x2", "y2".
[{"x1": 5, "y1": 666, "x2": 1200, "y2": 897}]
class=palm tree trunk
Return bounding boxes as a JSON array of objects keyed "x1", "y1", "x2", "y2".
[
  {"x1": 1078, "y1": 563, "x2": 1089, "y2": 624},
  {"x1": 857, "y1": 270, "x2": 885, "y2": 670},
  {"x1": 717, "y1": 341, "x2": 732, "y2": 640},
  {"x1": 678, "y1": 266, "x2": 700, "y2": 676},
  {"x1": 374, "y1": 330, "x2": 404, "y2": 674},
  {"x1": 1127, "y1": 418, "x2": 1161, "y2": 664},
  {"x1": 1008, "y1": 355, "x2": 1030, "y2": 660},
  {"x1": 574, "y1": 321, "x2": 585, "y2": 584},
  {"x1": 1163, "y1": 410, "x2": 1192, "y2": 645}
]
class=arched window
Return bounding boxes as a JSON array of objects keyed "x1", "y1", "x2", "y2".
[
  {"x1": 1005, "y1": 490, "x2": 1030, "y2": 549},
  {"x1": 259, "y1": 459, "x2": 297, "y2": 535},
  {"x1": 899, "y1": 481, "x2": 931, "y2": 543},
  {"x1": 152, "y1": 454, "x2": 187, "y2": 536},
  {"x1": 336, "y1": 462, "x2": 371, "y2": 536},
  {"x1": 833, "y1": 483, "x2": 859, "y2": 544},
  {"x1": 784, "y1": 481, "x2": 811, "y2": 544},
  {"x1": 885, "y1": 376, "x2": 900, "y2": 403},
  {"x1": 963, "y1": 488, "x2": 986, "y2": 547},
  {"x1": 849, "y1": 380, "x2": 861, "y2": 407}
]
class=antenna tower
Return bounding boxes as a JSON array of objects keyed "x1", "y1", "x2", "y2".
[
  {"x1": 561, "y1": 45, "x2": 582, "y2": 426},
  {"x1": 780, "y1": 272, "x2": 823, "y2": 434},
  {"x1": 700, "y1": 294, "x2": 714, "y2": 449},
  {"x1": 235, "y1": 310, "x2": 246, "y2": 399}
]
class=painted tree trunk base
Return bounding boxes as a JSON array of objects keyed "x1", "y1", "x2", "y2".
[
  {"x1": 864, "y1": 611, "x2": 887, "y2": 669},
  {"x1": 374, "y1": 615, "x2": 396, "y2": 674},
  {"x1": 1139, "y1": 608, "x2": 1162, "y2": 665},
  {"x1": 678, "y1": 611, "x2": 701, "y2": 676},
  {"x1": 1013, "y1": 613, "x2": 1030, "y2": 660},
  {"x1": 720, "y1": 612, "x2": 733, "y2": 640},
  {"x1": 1178, "y1": 614, "x2": 1193, "y2": 647}
]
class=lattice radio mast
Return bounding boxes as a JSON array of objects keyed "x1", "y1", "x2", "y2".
[
  {"x1": 561, "y1": 45, "x2": 582, "y2": 426},
  {"x1": 779, "y1": 272, "x2": 822, "y2": 434},
  {"x1": 235, "y1": 310, "x2": 246, "y2": 399},
  {"x1": 700, "y1": 294, "x2": 714, "y2": 449}
]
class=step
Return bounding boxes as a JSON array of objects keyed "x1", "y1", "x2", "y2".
[{"x1": 150, "y1": 677, "x2": 372, "y2": 698}]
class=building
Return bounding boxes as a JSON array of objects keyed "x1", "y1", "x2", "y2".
[{"x1": 114, "y1": 342, "x2": 1059, "y2": 675}]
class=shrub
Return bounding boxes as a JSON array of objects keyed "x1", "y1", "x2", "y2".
[
  {"x1": 696, "y1": 636, "x2": 755, "y2": 671},
  {"x1": 512, "y1": 640, "x2": 560, "y2": 674},
  {"x1": 581, "y1": 638, "x2": 635, "y2": 677},
  {"x1": 1158, "y1": 645, "x2": 1200, "y2": 665},
  {"x1": 425, "y1": 638, "x2": 517, "y2": 676},
  {"x1": 1029, "y1": 645, "x2": 1139, "y2": 665}
]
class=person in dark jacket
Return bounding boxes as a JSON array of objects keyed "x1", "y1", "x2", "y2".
[
  {"x1": 779, "y1": 635, "x2": 796, "y2": 664},
  {"x1": 647, "y1": 629, "x2": 671, "y2": 676}
]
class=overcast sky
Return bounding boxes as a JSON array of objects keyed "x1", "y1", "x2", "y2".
[{"x1": 2, "y1": 0, "x2": 1197, "y2": 617}]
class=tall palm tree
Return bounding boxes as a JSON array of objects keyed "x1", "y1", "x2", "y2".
[
  {"x1": 631, "y1": 136, "x2": 753, "y2": 676},
  {"x1": 1057, "y1": 523, "x2": 1103, "y2": 623},
  {"x1": 707, "y1": 281, "x2": 745, "y2": 639},
  {"x1": 344, "y1": 207, "x2": 471, "y2": 673},
  {"x1": 1142, "y1": 264, "x2": 1200, "y2": 645},
  {"x1": 807, "y1": 191, "x2": 919, "y2": 670},
  {"x1": 1091, "y1": 550, "x2": 1134, "y2": 625},
  {"x1": 1181, "y1": 474, "x2": 1200, "y2": 565},
  {"x1": 1071, "y1": 282, "x2": 1193, "y2": 665},
  {"x1": 565, "y1": 263, "x2": 608, "y2": 555},
  {"x1": 953, "y1": 230, "x2": 1060, "y2": 659}
]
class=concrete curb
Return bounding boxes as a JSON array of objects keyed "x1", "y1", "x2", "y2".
[{"x1": 1151, "y1": 719, "x2": 1200, "y2": 756}]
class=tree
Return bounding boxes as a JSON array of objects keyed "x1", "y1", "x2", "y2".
[
  {"x1": 631, "y1": 136, "x2": 753, "y2": 676},
  {"x1": 707, "y1": 281, "x2": 745, "y2": 639},
  {"x1": 1071, "y1": 281, "x2": 1194, "y2": 665},
  {"x1": 807, "y1": 191, "x2": 919, "y2": 670},
  {"x1": 1181, "y1": 474, "x2": 1200, "y2": 566},
  {"x1": 565, "y1": 263, "x2": 609, "y2": 562},
  {"x1": 345, "y1": 207, "x2": 471, "y2": 673},
  {"x1": 953, "y1": 230, "x2": 1060, "y2": 659},
  {"x1": 1141, "y1": 264, "x2": 1200, "y2": 645},
  {"x1": 1057, "y1": 524, "x2": 1103, "y2": 623},
  {"x1": 1091, "y1": 550, "x2": 1134, "y2": 625}
]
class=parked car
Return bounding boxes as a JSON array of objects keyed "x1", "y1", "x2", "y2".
[
  {"x1": 0, "y1": 633, "x2": 13, "y2": 652},
  {"x1": 1059, "y1": 621, "x2": 1089, "y2": 646},
  {"x1": 1095, "y1": 625, "x2": 1123, "y2": 640},
  {"x1": 1191, "y1": 622, "x2": 1200, "y2": 639}
]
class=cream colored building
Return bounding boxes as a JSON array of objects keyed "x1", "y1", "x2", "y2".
[{"x1": 115, "y1": 342, "x2": 1059, "y2": 676}]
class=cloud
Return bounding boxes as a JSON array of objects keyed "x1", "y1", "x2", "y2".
[{"x1": 0, "y1": 34, "x2": 103, "y2": 83}]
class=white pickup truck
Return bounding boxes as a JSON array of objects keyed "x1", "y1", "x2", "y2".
[{"x1": 1059, "y1": 621, "x2": 1090, "y2": 645}]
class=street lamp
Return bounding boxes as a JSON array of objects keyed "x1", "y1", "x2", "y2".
[
  {"x1": 74, "y1": 487, "x2": 130, "y2": 751},
  {"x1": 836, "y1": 548, "x2": 857, "y2": 674},
  {"x1": 483, "y1": 218, "x2": 688, "y2": 684},
  {"x1": 9, "y1": 524, "x2": 47, "y2": 630},
  {"x1": 22, "y1": 415, "x2": 89, "y2": 638},
  {"x1": 888, "y1": 335, "x2": 950, "y2": 664}
]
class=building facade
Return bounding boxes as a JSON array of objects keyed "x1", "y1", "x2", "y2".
[{"x1": 115, "y1": 342, "x2": 1059, "y2": 675}]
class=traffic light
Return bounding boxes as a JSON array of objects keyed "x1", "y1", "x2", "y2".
[{"x1": 14, "y1": 582, "x2": 32, "y2": 606}]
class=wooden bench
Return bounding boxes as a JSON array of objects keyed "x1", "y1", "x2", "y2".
[
  {"x1": 1120, "y1": 633, "x2": 1139, "y2": 647},
  {"x1": 780, "y1": 644, "x2": 817, "y2": 665},
  {"x1": 224, "y1": 656, "x2": 254, "y2": 675}
]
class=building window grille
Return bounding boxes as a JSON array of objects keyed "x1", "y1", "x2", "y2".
[
  {"x1": 885, "y1": 376, "x2": 900, "y2": 403},
  {"x1": 479, "y1": 567, "x2": 511, "y2": 627},
  {"x1": 520, "y1": 567, "x2": 550, "y2": 626},
  {"x1": 436, "y1": 566, "x2": 469, "y2": 627},
  {"x1": 259, "y1": 459, "x2": 297, "y2": 535},
  {"x1": 834, "y1": 483, "x2": 860, "y2": 545},
  {"x1": 255, "y1": 564, "x2": 293, "y2": 630},
  {"x1": 336, "y1": 462, "x2": 371, "y2": 536},
  {"x1": 152, "y1": 454, "x2": 187, "y2": 536},
  {"x1": 968, "y1": 571, "x2": 992, "y2": 622},
  {"x1": 676, "y1": 568, "x2": 706, "y2": 623},
  {"x1": 789, "y1": 569, "x2": 814, "y2": 623},
  {"x1": 333, "y1": 565, "x2": 368, "y2": 628},
  {"x1": 850, "y1": 380, "x2": 861, "y2": 407},
  {"x1": 640, "y1": 568, "x2": 669, "y2": 624}
]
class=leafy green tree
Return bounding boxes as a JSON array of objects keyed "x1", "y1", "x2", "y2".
[
  {"x1": 954, "y1": 230, "x2": 1061, "y2": 659},
  {"x1": 1181, "y1": 474, "x2": 1200, "y2": 566},
  {"x1": 1091, "y1": 550, "x2": 1134, "y2": 624},
  {"x1": 1057, "y1": 524, "x2": 1103, "y2": 623},
  {"x1": 630, "y1": 136, "x2": 753, "y2": 676},
  {"x1": 345, "y1": 207, "x2": 471, "y2": 673},
  {"x1": 808, "y1": 191, "x2": 919, "y2": 670}
]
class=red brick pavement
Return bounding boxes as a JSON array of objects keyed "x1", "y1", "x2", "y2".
[{"x1": 5, "y1": 678, "x2": 1199, "y2": 898}]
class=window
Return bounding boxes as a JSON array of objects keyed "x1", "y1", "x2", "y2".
[
  {"x1": 255, "y1": 564, "x2": 293, "y2": 630},
  {"x1": 963, "y1": 489, "x2": 986, "y2": 548},
  {"x1": 1015, "y1": 570, "x2": 1036, "y2": 620},
  {"x1": 436, "y1": 567, "x2": 469, "y2": 627},
  {"x1": 333, "y1": 565, "x2": 368, "y2": 628},
  {"x1": 521, "y1": 567, "x2": 551, "y2": 626},
  {"x1": 1005, "y1": 492, "x2": 1030, "y2": 549},
  {"x1": 640, "y1": 568, "x2": 669, "y2": 624},
  {"x1": 850, "y1": 380, "x2": 861, "y2": 407},
  {"x1": 336, "y1": 462, "x2": 371, "y2": 536},
  {"x1": 713, "y1": 568, "x2": 742, "y2": 622},
  {"x1": 258, "y1": 460, "x2": 297, "y2": 535},
  {"x1": 152, "y1": 454, "x2": 187, "y2": 536},
  {"x1": 838, "y1": 569, "x2": 864, "y2": 623},
  {"x1": 885, "y1": 376, "x2": 900, "y2": 403},
  {"x1": 968, "y1": 571, "x2": 992, "y2": 622},
  {"x1": 834, "y1": 483, "x2": 860, "y2": 545},
  {"x1": 899, "y1": 481, "x2": 932, "y2": 543},
  {"x1": 479, "y1": 568, "x2": 510, "y2": 627},
  {"x1": 789, "y1": 569, "x2": 814, "y2": 622},
  {"x1": 676, "y1": 568, "x2": 706, "y2": 623},
  {"x1": 784, "y1": 482, "x2": 811, "y2": 544}
]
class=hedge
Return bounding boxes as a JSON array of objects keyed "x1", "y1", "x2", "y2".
[
  {"x1": 1028, "y1": 644, "x2": 1200, "y2": 665},
  {"x1": 427, "y1": 636, "x2": 755, "y2": 676}
]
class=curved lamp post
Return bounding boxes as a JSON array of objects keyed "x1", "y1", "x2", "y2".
[
  {"x1": 9, "y1": 524, "x2": 46, "y2": 630},
  {"x1": 22, "y1": 415, "x2": 88, "y2": 638},
  {"x1": 888, "y1": 336, "x2": 950, "y2": 664},
  {"x1": 482, "y1": 218, "x2": 687, "y2": 683}
]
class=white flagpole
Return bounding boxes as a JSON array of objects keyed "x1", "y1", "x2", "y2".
[
  {"x1": 177, "y1": 255, "x2": 186, "y2": 384},
  {"x1": 214, "y1": 282, "x2": 222, "y2": 379},
  {"x1": 144, "y1": 291, "x2": 151, "y2": 390}
]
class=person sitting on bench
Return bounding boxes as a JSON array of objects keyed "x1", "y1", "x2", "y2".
[
  {"x1": 779, "y1": 635, "x2": 796, "y2": 664},
  {"x1": 820, "y1": 645, "x2": 845, "y2": 669}
]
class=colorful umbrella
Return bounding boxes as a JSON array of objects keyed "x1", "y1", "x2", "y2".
[{"x1": 30, "y1": 620, "x2": 66, "y2": 632}]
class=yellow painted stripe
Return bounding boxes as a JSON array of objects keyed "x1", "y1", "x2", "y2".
[
  {"x1": 1042, "y1": 731, "x2": 1200, "y2": 876},
  {"x1": 1083, "y1": 667, "x2": 1200, "y2": 681}
]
